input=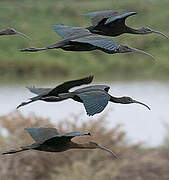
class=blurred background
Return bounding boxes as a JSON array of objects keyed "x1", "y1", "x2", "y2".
[{"x1": 0, "y1": 0, "x2": 169, "y2": 179}]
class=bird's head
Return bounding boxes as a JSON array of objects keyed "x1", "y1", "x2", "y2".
[
  {"x1": 121, "y1": 96, "x2": 151, "y2": 110},
  {"x1": 5, "y1": 28, "x2": 31, "y2": 40},
  {"x1": 88, "y1": 141, "x2": 118, "y2": 159},
  {"x1": 118, "y1": 44, "x2": 154, "y2": 60},
  {"x1": 139, "y1": 27, "x2": 168, "y2": 40},
  {"x1": 6, "y1": 28, "x2": 17, "y2": 35}
]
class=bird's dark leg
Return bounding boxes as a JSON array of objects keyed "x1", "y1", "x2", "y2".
[
  {"x1": 2, "y1": 148, "x2": 29, "y2": 155},
  {"x1": 17, "y1": 99, "x2": 36, "y2": 109},
  {"x1": 20, "y1": 41, "x2": 65, "y2": 52},
  {"x1": 2, "y1": 144, "x2": 38, "y2": 155}
]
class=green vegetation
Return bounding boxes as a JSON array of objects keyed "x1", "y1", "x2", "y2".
[
  {"x1": 0, "y1": 0, "x2": 169, "y2": 82},
  {"x1": 0, "y1": 111, "x2": 169, "y2": 179}
]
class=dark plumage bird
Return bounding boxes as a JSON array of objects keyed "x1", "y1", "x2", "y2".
[
  {"x1": 57, "y1": 85, "x2": 151, "y2": 116},
  {"x1": 2, "y1": 127, "x2": 118, "y2": 159},
  {"x1": 0, "y1": 28, "x2": 31, "y2": 40},
  {"x1": 85, "y1": 10, "x2": 168, "y2": 39},
  {"x1": 17, "y1": 75, "x2": 94, "y2": 109},
  {"x1": 20, "y1": 25, "x2": 154, "y2": 59},
  {"x1": 17, "y1": 79, "x2": 150, "y2": 116}
]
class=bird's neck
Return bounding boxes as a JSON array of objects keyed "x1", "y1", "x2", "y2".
[
  {"x1": 0, "y1": 30, "x2": 6, "y2": 35},
  {"x1": 110, "y1": 96, "x2": 125, "y2": 104},
  {"x1": 125, "y1": 26, "x2": 146, "y2": 34},
  {"x1": 69, "y1": 142, "x2": 95, "y2": 149}
]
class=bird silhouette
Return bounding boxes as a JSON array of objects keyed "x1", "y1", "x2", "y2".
[
  {"x1": 85, "y1": 10, "x2": 168, "y2": 39},
  {"x1": 0, "y1": 28, "x2": 31, "y2": 40},
  {"x1": 17, "y1": 81, "x2": 150, "y2": 116},
  {"x1": 17, "y1": 75, "x2": 94, "y2": 109},
  {"x1": 20, "y1": 25, "x2": 154, "y2": 59},
  {"x1": 2, "y1": 127, "x2": 118, "y2": 159}
]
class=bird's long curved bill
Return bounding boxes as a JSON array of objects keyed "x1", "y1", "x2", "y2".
[
  {"x1": 129, "y1": 47, "x2": 155, "y2": 60},
  {"x1": 151, "y1": 30, "x2": 169, "y2": 40},
  {"x1": 133, "y1": 100, "x2": 151, "y2": 110},
  {"x1": 97, "y1": 144, "x2": 118, "y2": 159},
  {"x1": 15, "y1": 31, "x2": 32, "y2": 40}
]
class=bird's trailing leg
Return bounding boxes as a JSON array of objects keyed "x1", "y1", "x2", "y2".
[
  {"x1": 20, "y1": 47, "x2": 47, "y2": 52},
  {"x1": 2, "y1": 149, "x2": 26, "y2": 155},
  {"x1": 17, "y1": 100, "x2": 35, "y2": 109}
]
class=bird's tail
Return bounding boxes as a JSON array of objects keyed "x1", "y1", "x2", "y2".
[{"x1": 2, "y1": 146, "x2": 29, "y2": 155}]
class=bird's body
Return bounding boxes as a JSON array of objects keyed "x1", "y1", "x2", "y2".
[
  {"x1": 58, "y1": 87, "x2": 150, "y2": 116},
  {"x1": 21, "y1": 25, "x2": 154, "y2": 59},
  {"x1": 2, "y1": 127, "x2": 118, "y2": 159},
  {"x1": 0, "y1": 28, "x2": 31, "y2": 40},
  {"x1": 17, "y1": 75, "x2": 94, "y2": 108},
  {"x1": 85, "y1": 10, "x2": 168, "y2": 39}
]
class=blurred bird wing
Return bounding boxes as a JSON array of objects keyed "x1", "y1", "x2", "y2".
[
  {"x1": 71, "y1": 35, "x2": 119, "y2": 51},
  {"x1": 74, "y1": 85, "x2": 110, "y2": 93},
  {"x1": 105, "y1": 12, "x2": 137, "y2": 25},
  {"x1": 43, "y1": 132, "x2": 90, "y2": 144},
  {"x1": 47, "y1": 75, "x2": 94, "y2": 96},
  {"x1": 26, "y1": 86, "x2": 52, "y2": 95},
  {"x1": 77, "y1": 90, "x2": 110, "y2": 116},
  {"x1": 84, "y1": 10, "x2": 120, "y2": 26},
  {"x1": 25, "y1": 127, "x2": 60, "y2": 144},
  {"x1": 52, "y1": 25, "x2": 91, "y2": 39}
]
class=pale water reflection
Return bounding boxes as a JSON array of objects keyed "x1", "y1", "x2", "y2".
[{"x1": 0, "y1": 81, "x2": 169, "y2": 146}]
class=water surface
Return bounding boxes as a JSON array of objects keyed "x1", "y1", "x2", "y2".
[{"x1": 1, "y1": 81, "x2": 169, "y2": 146}]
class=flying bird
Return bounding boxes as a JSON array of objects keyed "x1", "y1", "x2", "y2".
[
  {"x1": 57, "y1": 85, "x2": 151, "y2": 116},
  {"x1": 2, "y1": 127, "x2": 118, "y2": 159},
  {"x1": 84, "y1": 10, "x2": 168, "y2": 39},
  {"x1": 20, "y1": 25, "x2": 154, "y2": 59},
  {"x1": 17, "y1": 75, "x2": 94, "y2": 109},
  {"x1": 17, "y1": 81, "x2": 150, "y2": 116},
  {"x1": 0, "y1": 28, "x2": 31, "y2": 40}
]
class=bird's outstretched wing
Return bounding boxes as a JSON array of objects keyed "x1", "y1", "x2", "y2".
[
  {"x1": 26, "y1": 86, "x2": 52, "y2": 95},
  {"x1": 47, "y1": 75, "x2": 94, "y2": 96},
  {"x1": 76, "y1": 90, "x2": 110, "y2": 116},
  {"x1": 71, "y1": 35, "x2": 119, "y2": 52},
  {"x1": 84, "y1": 10, "x2": 119, "y2": 26},
  {"x1": 25, "y1": 127, "x2": 60, "y2": 144},
  {"x1": 52, "y1": 25, "x2": 92, "y2": 39},
  {"x1": 105, "y1": 12, "x2": 137, "y2": 25},
  {"x1": 43, "y1": 132, "x2": 91, "y2": 145}
]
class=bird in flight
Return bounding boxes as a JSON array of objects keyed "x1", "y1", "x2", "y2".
[
  {"x1": 2, "y1": 127, "x2": 118, "y2": 159},
  {"x1": 84, "y1": 10, "x2": 168, "y2": 39},
  {"x1": 17, "y1": 76, "x2": 150, "y2": 116},
  {"x1": 20, "y1": 25, "x2": 154, "y2": 60},
  {"x1": 57, "y1": 85, "x2": 151, "y2": 116}
]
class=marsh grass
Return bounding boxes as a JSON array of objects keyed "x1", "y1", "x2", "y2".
[
  {"x1": 0, "y1": 0, "x2": 169, "y2": 81},
  {"x1": 0, "y1": 111, "x2": 169, "y2": 179}
]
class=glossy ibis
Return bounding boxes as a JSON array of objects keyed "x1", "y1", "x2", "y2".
[
  {"x1": 57, "y1": 85, "x2": 151, "y2": 116},
  {"x1": 85, "y1": 10, "x2": 168, "y2": 39},
  {"x1": 21, "y1": 25, "x2": 154, "y2": 59},
  {"x1": 17, "y1": 82, "x2": 150, "y2": 116},
  {"x1": 2, "y1": 127, "x2": 118, "y2": 159},
  {"x1": 0, "y1": 28, "x2": 31, "y2": 40},
  {"x1": 17, "y1": 75, "x2": 94, "y2": 108}
]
